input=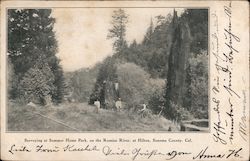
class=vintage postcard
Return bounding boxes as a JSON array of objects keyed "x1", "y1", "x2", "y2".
[{"x1": 0, "y1": 0, "x2": 249, "y2": 160}]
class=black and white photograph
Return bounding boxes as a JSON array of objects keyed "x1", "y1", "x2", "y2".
[{"x1": 7, "y1": 7, "x2": 209, "y2": 132}]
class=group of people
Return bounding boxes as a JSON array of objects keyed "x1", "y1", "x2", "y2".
[
  {"x1": 93, "y1": 98, "x2": 151, "y2": 118},
  {"x1": 93, "y1": 98, "x2": 122, "y2": 113}
]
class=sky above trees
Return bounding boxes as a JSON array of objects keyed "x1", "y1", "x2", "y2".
[{"x1": 52, "y1": 8, "x2": 184, "y2": 71}]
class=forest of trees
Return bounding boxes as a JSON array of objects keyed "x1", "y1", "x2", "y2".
[
  {"x1": 8, "y1": 8, "x2": 208, "y2": 122},
  {"x1": 86, "y1": 8, "x2": 208, "y2": 120},
  {"x1": 8, "y1": 9, "x2": 65, "y2": 105}
]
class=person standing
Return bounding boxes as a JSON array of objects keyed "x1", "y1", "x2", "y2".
[
  {"x1": 94, "y1": 100, "x2": 101, "y2": 113},
  {"x1": 115, "y1": 98, "x2": 122, "y2": 112}
]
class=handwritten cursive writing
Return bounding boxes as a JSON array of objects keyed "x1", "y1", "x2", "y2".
[
  {"x1": 36, "y1": 145, "x2": 60, "y2": 152},
  {"x1": 102, "y1": 146, "x2": 129, "y2": 156},
  {"x1": 239, "y1": 88, "x2": 247, "y2": 141},
  {"x1": 193, "y1": 146, "x2": 242, "y2": 160},
  {"x1": 63, "y1": 144, "x2": 100, "y2": 152},
  {"x1": 212, "y1": 97, "x2": 227, "y2": 145},
  {"x1": 9, "y1": 144, "x2": 31, "y2": 155},
  {"x1": 131, "y1": 148, "x2": 191, "y2": 160},
  {"x1": 226, "y1": 98, "x2": 234, "y2": 144}
]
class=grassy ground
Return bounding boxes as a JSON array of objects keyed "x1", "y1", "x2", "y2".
[{"x1": 7, "y1": 102, "x2": 179, "y2": 132}]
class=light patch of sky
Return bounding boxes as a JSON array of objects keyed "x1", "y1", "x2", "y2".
[{"x1": 52, "y1": 8, "x2": 184, "y2": 71}]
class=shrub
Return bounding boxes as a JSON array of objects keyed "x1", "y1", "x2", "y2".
[
  {"x1": 148, "y1": 88, "x2": 165, "y2": 115},
  {"x1": 18, "y1": 60, "x2": 55, "y2": 105},
  {"x1": 166, "y1": 102, "x2": 194, "y2": 121},
  {"x1": 117, "y1": 62, "x2": 165, "y2": 109},
  {"x1": 184, "y1": 52, "x2": 208, "y2": 119}
]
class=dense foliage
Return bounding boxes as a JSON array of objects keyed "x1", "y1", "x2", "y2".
[
  {"x1": 19, "y1": 57, "x2": 55, "y2": 105},
  {"x1": 66, "y1": 9, "x2": 208, "y2": 121},
  {"x1": 8, "y1": 9, "x2": 65, "y2": 104},
  {"x1": 65, "y1": 63, "x2": 101, "y2": 102},
  {"x1": 183, "y1": 52, "x2": 208, "y2": 118},
  {"x1": 90, "y1": 9, "x2": 208, "y2": 121},
  {"x1": 117, "y1": 62, "x2": 165, "y2": 108}
]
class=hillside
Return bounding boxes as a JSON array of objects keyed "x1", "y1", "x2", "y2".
[{"x1": 8, "y1": 101, "x2": 179, "y2": 131}]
